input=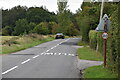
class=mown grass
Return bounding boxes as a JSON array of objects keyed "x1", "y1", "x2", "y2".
[
  {"x1": 84, "y1": 65, "x2": 118, "y2": 78},
  {"x1": 1, "y1": 34, "x2": 54, "y2": 54},
  {"x1": 77, "y1": 47, "x2": 103, "y2": 61}
]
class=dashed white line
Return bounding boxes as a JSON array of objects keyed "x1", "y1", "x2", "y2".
[
  {"x1": 33, "y1": 55, "x2": 39, "y2": 59},
  {"x1": 21, "y1": 59, "x2": 31, "y2": 64},
  {"x1": 57, "y1": 44, "x2": 59, "y2": 46},
  {"x1": 50, "y1": 53, "x2": 53, "y2": 55},
  {"x1": 2, "y1": 66, "x2": 18, "y2": 75},
  {"x1": 51, "y1": 47, "x2": 54, "y2": 49},
  {"x1": 64, "y1": 53, "x2": 67, "y2": 55},
  {"x1": 46, "y1": 49, "x2": 50, "y2": 52},
  {"x1": 68, "y1": 54, "x2": 72, "y2": 56},
  {"x1": 59, "y1": 53, "x2": 61, "y2": 55},
  {"x1": 54, "y1": 53, "x2": 57, "y2": 55},
  {"x1": 72, "y1": 54, "x2": 75, "y2": 56},
  {"x1": 41, "y1": 52, "x2": 45, "y2": 55}
]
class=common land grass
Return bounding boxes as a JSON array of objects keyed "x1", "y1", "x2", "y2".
[{"x1": 0, "y1": 34, "x2": 54, "y2": 54}]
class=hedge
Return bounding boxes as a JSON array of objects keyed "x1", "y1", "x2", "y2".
[{"x1": 89, "y1": 8, "x2": 119, "y2": 75}]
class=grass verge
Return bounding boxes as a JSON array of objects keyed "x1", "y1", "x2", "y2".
[
  {"x1": 1, "y1": 35, "x2": 54, "y2": 54},
  {"x1": 84, "y1": 65, "x2": 118, "y2": 78},
  {"x1": 77, "y1": 47, "x2": 103, "y2": 61},
  {"x1": 77, "y1": 41, "x2": 118, "y2": 78}
]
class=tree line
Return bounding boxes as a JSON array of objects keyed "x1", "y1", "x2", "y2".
[{"x1": 2, "y1": 4, "x2": 80, "y2": 36}]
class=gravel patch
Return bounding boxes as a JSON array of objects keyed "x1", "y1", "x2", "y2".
[
  {"x1": 72, "y1": 46, "x2": 84, "y2": 49},
  {"x1": 77, "y1": 59, "x2": 103, "y2": 70}
]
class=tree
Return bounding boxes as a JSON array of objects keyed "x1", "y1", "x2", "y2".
[
  {"x1": 57, "y1": 0, "x2": 68, "y2": 13},
  {"x1": 26, "y1": 7, "x2": 57, "y2": 23},
  {"x1": 13, "y1": 19, "x2": 29, "y2": 35},
  {"x1": 2, "y1": 26, "x2": 12, "y2": 36},
  {"x1": 33, "y1": 22, "x2": 49, "y2": 35},
  {"x1": 2, "y1": 6, "x2": 27, "y2": 28},
  {"x1": 28, "y1": 22, "x2": 36, "y2": 33}
]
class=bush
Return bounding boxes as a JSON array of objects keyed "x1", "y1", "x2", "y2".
[
  {"x1": 33, "y1": 22, "x2": 49, "y2": 35},
  {"x1": 89, "y1": 30, "x2": 97, "y2": 50}
]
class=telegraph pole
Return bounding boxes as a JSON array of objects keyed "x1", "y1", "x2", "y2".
[{"x1": 100, "y1": 0, "x2": 104, "y2": 22}]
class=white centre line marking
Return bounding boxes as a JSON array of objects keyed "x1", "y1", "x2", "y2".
[
  {"x1": 41, "y1": 52, "x2": 45, "y2": 55},
  {"x1": 46, "y1": 50, "x2": 49, "y2": 52},
  {"x1": 2, "y1": 66, "x2": 18, "y2": 75},
  {"x1": 54, "y1": 46, "x2": 57, "y2": 47},
  {"x1": 21, "y1": 59, "x2": 31, "y2": 64},
  {"x1": 51, "y1": 47, "x2": 54, "y2": 49},
  {"x1": 33, "y1": 55, "x2": 39, "y2": 59}
]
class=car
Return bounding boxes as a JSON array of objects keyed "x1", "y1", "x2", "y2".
[{"x1": 55, "y1": 33, "x2": 64, "y2": 39}]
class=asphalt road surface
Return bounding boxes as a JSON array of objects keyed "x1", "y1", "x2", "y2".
[{"x1": 2, "y1": 38, "x2": 81, "y2": 78}]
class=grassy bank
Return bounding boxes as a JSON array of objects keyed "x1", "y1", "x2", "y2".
[
  {"x1": 84, "y1": 65, "x2": 118, "y2": 78},
  {"x1": 77, "y1": 41, "x2": 118, "y2": 78},
  {"x1": 1, "y1": 34, "x2": 54, "y2": 54},
  {"x1": 77, "y1": 47, "x2": 103, "y2": 61}
]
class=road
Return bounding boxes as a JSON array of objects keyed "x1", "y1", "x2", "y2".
[{"x1": 2, "y1": 38, "x2": 81, "y2": 79}]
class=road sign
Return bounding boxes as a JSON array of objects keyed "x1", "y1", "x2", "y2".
[
  {"x1": 96, "y1": 14, "x2": 110, "y2": 32},
  {"x1": 102, "y1": 32, "x2": 108, "y2": 40}
]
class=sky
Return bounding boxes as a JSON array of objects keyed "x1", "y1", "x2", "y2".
[{"x1": 0, "y1": 0, "x2": 83, "y2": 13}]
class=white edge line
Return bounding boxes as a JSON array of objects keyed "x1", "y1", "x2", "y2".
[
  {"x1": 2, "y1": 66, "x2": 18, "y2": 75},
  {"x1": 21, "y1": 59, "x2": 31, "y2": 64},
  {"x1": 33, "y1": 55, "x2": 39, "y2": 59}
]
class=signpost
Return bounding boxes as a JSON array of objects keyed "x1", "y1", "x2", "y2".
[
  {"x1": 102, "y1": 32, "x2": 108, "y2": 67},
  {"x1": 96, "y1": 14, "x2": 110, "y2": 67}
]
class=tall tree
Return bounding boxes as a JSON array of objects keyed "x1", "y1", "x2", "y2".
[{"x1": 13, "y1": 19, "x2": 29, "y2": 35}]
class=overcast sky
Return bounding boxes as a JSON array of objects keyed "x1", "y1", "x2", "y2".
[{"x1": 0, "y1": 0, "x2": 83, "y2": 13}]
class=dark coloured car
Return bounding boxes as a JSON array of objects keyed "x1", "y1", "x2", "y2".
[{"x1": 55, "y1": 33, "x2": 64, "y2": 39}]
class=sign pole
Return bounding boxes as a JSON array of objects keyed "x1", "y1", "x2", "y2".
[
  {"x1": 103, "y1": 37, "x2": 107, "y2": 67},
  {"x1": 103, "y1": 17, "x2": 107, "y2": 67}
]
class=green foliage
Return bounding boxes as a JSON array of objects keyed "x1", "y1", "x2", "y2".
[
  {"x1": 2, "y1": 6, "x2": 57, "y2": 36},
  {"x1": 89, "y1": 30, "x2": 97, "y2": 50},
  {"x1": 2, "y1": 6, "x2": 27, "y2": 28},
  {"x1": 2, "y1": 26, "x2": 12, "y2": 36},
  {"x1": 87, "y1": 2, "x2": 119, "y2": 75},
  {"x1": 33, "y1": 22, "x2": 49, "y2": 35},
  {"x1": 89, "y1": 7, "x2": 119, "y2": 74},
  {"x1": 57, "y1": 1, "x2": 68, "y2": 13},
  {"x1": 13, "y1": 19, "x2": 29, "y2": 35},
  {"x1": 107, "y1": 7, "x2": 119, "y2": 73},
  {"x1": 65, "y1": 23, "x2": 79, "y2": 36},
  {"x1": 77, "y1": 47, "x2": 103, "y2": 61},
  {"x1": 28, "y1": 22, "x2": 36, "y2": 33},
  {"x1": 26, "y1": 7, "x2": 56, "y2": 23},
  {"x1": 84, "y1": 65, "x2": 118, "y2": 78}
]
